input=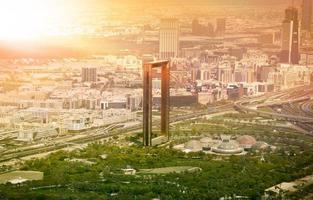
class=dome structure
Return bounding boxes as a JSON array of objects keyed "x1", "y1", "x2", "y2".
[
  {"x1": 212, "y1": 140, "x2": 243, "y2": 154},
  {"x1": 200, "y1": 137, "x2": 213, "y2": 150},
  {"x1": 252, "y1": 141, "x2": 270, "y2": 150},
  {"x1": 184, "y1": 140, "x2": 203, "y2": 152},
  {"x1": 236, "y1": 135, "x2": 257, "y2": 149},
  {"x1": 200, "y1": 137, "x2": 212, "y2": 143},
  {"x1": 200, "y1": 137, "x2": 212, "y2": 144}
]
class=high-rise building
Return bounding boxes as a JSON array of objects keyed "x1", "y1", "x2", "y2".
[
  {"x1": 191, "y1": 69, "x2": 200, "y2": 82},
  {"x1": 192, "y1": 19, "x2": 214, "y2": 36},
  {"x1": 192, "y1": 19, "x2": 201, "y2": 35},
  {"x1": 143, "y1": 61, "x2": 170, "y2": 146},
  {"x1": 200, "y1": 70, "x2": 211, "y2": 81},
  {"x1": 215, "y1": 18, "x2": 226, "y2": 36},
  {"x1": 82, "y1": 67, "x2": 97, "y2": 82},
  {"x1": 302, "y1": 0, "x2": 313, "y2": 32},
  {"x1": 281, "y1": 7, "x2": 300, "y2": 64},
  {"x1": 159, "y1": 18, "x2": 180, "y2": 60},
  {"x1": 217, "y1": 66, "x2": 233, "y2": 84}
]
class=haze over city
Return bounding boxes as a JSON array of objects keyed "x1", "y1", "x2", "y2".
[{"x1": 0, "y1": 0, "x2": 312, "y2": 199}]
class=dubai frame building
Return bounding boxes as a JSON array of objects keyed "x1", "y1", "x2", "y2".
[{"x1": 142, "y1": 60, "x2": 170, "y2": 146}]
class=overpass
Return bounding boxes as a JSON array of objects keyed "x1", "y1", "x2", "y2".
[{"x1": 234, "y1": 99, "x2": 313, "y2": 123}]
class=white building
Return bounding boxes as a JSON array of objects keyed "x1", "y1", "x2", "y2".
[
  {"x1": 159, "y1": 18, "x2": 180, "y2": 59},
  {"x1": 268, "y1": 64, "x2": 311, "y2": 90}
]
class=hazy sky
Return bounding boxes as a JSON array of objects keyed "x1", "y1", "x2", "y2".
[
  {"x1": 89, "y1": 0, "x2": 295, "y2": 5},
  {"x1": 65, "y1": 0, "x2": 297, "y2": 10},
  {"x1": 0, "y1": 0, "x2": 298, "y2": 41}
]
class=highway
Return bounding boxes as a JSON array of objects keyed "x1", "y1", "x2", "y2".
[
  {"x1": 235, "y1": 86, "x2": 313, "y2": 134},
  {"x1": 0, "y1": 103, "x2": 234, "y2": 164},
  {"x1": 3, "y1": 86, "x2": 312, "y2": 165},
  {"x1": 301, "y1": 100, "x2": 313, "y2": 117},
  {"x1": 7, "y1": 85, "x2": 313, "y2": 165}
]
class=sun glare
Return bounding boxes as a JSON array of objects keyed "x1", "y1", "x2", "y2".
[{"x1": 0, "y1": 0, "x2": 65, "y2": 41}]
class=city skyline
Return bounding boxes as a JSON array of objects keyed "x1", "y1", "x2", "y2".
[
  {"x1": 0, "y1": 0, "x2": 304, "y2": 41},
  {"x1": 0, "y1": 0, "x2": 312, "y2": 199}
]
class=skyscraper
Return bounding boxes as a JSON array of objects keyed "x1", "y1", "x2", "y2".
[
  {"x1": 281, "y1": 7, "x2": 300, "y2": 64},
  {"x1": 192, "y1": 19, "x2": 201, "y2": 35},
  {"x1": 82, "y1": 67, "x2": 97, "y2": 82},
  {"x1": 192, "y1": 19, "x2": 214, "y2": 36},
  {"x1": 302, "y1": 0, "x2": 313, "y2": 32},
  {"x1": 215, "y1": 18, "x2": 226, "y2": 37},
  {"x1": 159, "y1": 18, "x2": 180, "y2": 60}
]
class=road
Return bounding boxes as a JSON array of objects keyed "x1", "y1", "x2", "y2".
[
  {"x1": 235, "y1": 86, "x2": 313, "y2": 134},
  {"x1": 0, "y1": 104, "x2": 234, "y2": 165}
]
